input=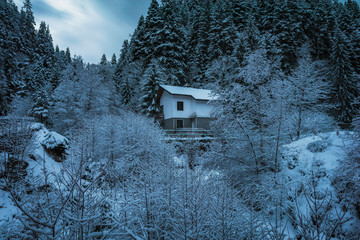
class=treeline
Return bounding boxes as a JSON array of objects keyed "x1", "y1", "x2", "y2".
[
  {"x1": 1, "y1": 0, "x2": 360, "y2": 238},
  {"x1": 1, "y1": 0, "x2": 359, "y2": 131},
  {"x1": 116, "y1": 0, "x2": 360, "y2": 123},
  {"x1": 0, "y1": 0, "x2": 119, "y2": 134},
  {"x1": 0, "y1": 0, "x2": 72, "y2": 116}
]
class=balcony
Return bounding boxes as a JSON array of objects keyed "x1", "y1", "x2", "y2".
[{"x1": 163, "y1": 128, "x2": 213, "y2": 140}]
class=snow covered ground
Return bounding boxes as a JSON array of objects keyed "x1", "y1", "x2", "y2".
[
  {"x1": 0, "y1": 123, "x2": 66, "y2": 237},
  {"x1": 281, "y1": 131, "x2": 360, "y2": 238},
  {"x1": 1, "y1": 129, "x2": 359, "y2": 238}
]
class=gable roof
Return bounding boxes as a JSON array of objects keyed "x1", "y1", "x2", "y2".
[{"x1": 159, "y1": 84, "x2": 218, "y2": 101}]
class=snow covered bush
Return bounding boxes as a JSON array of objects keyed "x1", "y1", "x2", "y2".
[
  {"x1": 41, "y1": 131, "x2": 69, "y2": 161},
  {"x1": 306, "y1": 139, "x2": 328, "y2": 153},
  {"x1": 334, "y1": 115, "x2": 360, "y2": 218}
]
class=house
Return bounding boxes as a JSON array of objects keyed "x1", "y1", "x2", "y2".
[{"x1": 156, "y1": 84, "x2": 217, "y2": 130}]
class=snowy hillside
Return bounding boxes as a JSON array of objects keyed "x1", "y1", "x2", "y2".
[
  {"x1": 281, "y1": 131, "x2": 360, "y2": 239},
  {"x1": 0, "y1": 123, "x2": 67, "y2": 238},
  {"x1": 1, "y1": 127, "x2": 359, "y2": 239}
]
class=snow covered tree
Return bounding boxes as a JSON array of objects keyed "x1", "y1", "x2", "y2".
[
  {"x1": 100, "y1": 53, "x2": 108, "y2": 65},
  {"x1": 293, "y1": 162, "x2": 350, "y2": 239},
  {"x1": 143, "y1": 0, "x2": 163, "y2": 64},
  {"x1": 129, "y1": 15, "x2": 146, "y2": 62},
  {"x1": 334, "y1": 100, "x2": 360, "y2": 219},
  {"x1": 140, "y1": 60, "x2": 164, "y2": 116},
  {"x1": 153, "y1": 0, "x2": 186, "y2": 85},
  {"x1": 208, "y1": 1, "x2": 237, "y2": 61},
  {"x1": 329, "y1": 25, "x2": 358, "y2": 124},
  {"x1": 19, "y1": 0, "x2": 36, "y2": 57},
  {"x1": 306, "y1": 0, "x2": 334, "y2": 60},
  {"x1": 50, "y1": 57, "x2": 110, "y2": 133},
  {"x1": 230, "y1": 0, "x2": 252, "y2": 32},
  {"x1": 110, "y1": 53, "x2": 117, "y2": 66},
  {"x1": 31, "y1": 88, "x2": 50, "y2": 123},
  {"x1": 288, "y1": 48, "x2": 331, "y2": 139},
  {"x1": 211, "y1": 49, "x2": 283, "y2": 191},
  {"x1": 34, "y1": 21, "x2": 54, "y2": 63},
  {"x1": 186, "y1": 1, "x2": 212, "y2": 85},
  {"x1": 65, "y1": 47, "x2": 71, "y2": 64}
]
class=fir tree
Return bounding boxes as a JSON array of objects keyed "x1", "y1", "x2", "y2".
[
  {"x1": 35, "y1": 21, "x2": 55, "y2": 66},
  {"x1": 120, "y1": 77, "x2": 133, "y2": 106},
  {"x1": 20, "y1": 0, "x2": 36, "y2": 58},
  {"x1": 306, "y1": 0, "x2": 334, "y2": 60},
  {"x1": 141, "y1": 60, "x2": 164, "y2": 116},
  {"x1": 329, "y1": 26, "x2": 358, "y2": 123},
  {"x1": 111, "y1": 53, "x2": 117, "y2": 66},
  {"x1": 31, "y1": 88, "x2": 50, "y2": 123},
  {"x1": 208, "y1": 1, "x2": 237, "y2": 61},
  {"x1": 154, "y1": 0, "x2": 187, "y2": 85},
  {"x1": 100, "y1": 54, "x2": 108, "y2": 65},
  {"x1": 187, "y1": 1, "x2": 212, "y2": 85},
  {"x1": 65, "y1": 47, "x2": 71, "y2": 64},
  {"x1": 130, "y1": 15, "x2": 146, "y2": 62},
  {"x1": 143, "y1": 0, "x2": 163, "y2": 64},
  {"x1": 230, "y1": 0, "x2": 252, "y2": 31}
]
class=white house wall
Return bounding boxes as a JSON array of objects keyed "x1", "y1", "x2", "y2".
[
  {"x1": 195, "y1": 100, "x2": 214, "y2": 118},
  {"x1": 160, "y1": 91, "x2": 173, "y2": 119},
  {"x1": 160, "y1": 90, "x2": 215, "y2": 120}
]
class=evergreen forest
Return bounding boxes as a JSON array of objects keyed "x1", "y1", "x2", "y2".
[{"x1": 1, "y1": 0, "x2": 360, "y2": 239}]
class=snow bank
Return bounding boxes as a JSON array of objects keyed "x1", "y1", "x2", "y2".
[
  {"x1": 41, "y1": 131, "x2": 69, "y2": 150},
  {"x1": 281, "y1": 131, "x2": 359, "y2": 238},
  {"x1": 0, "y1": 124, "x2": 68, "y2": 237}
]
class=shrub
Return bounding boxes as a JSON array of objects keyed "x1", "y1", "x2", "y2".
[{"x1": 307, "y1": 140, "x2": 328, "y2": 153}]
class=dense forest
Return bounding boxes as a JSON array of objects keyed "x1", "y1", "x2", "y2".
[{"x1": 1, "y1": 0, "x2": 360, "y2": 239}]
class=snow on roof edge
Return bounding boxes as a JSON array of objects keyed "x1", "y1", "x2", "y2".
[{"x1": 160, "y1": 84, "x2": 218, "y2": 101}]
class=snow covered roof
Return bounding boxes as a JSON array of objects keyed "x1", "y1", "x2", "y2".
[{"x1": 159, "y1": 84, "x2": 218, "y2": 101}]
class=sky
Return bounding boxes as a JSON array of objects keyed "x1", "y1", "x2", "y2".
[{"x1": 14, "y1": 0, "x2": 150, "y2": 64}]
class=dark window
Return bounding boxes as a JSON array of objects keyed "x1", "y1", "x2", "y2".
[
  {"x1": 177, "y1": 120, "x2": 184, "y2": 129},
  {"x1": 177, "y1": 101, "x2": 184, "y2": 111}
]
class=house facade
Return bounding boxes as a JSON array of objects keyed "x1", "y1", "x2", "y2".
[{"x1": 157, "y1": 85, "x2": 217, "y2": 130}]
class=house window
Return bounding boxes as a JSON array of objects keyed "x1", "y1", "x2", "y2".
[
  {"x1": 177, "y1": 101, "x2": 184, "y2": 111},
  {"x1": 177, "y1": 120, "x2": 184, "y2": 129}
]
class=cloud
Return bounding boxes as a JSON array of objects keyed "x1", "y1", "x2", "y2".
[
  {"x1": 38, "y1": 0, "x2": 135, "y2": 63},
  {"x1": 14, "y1": 0, "x2": 148, "y2": 63}
]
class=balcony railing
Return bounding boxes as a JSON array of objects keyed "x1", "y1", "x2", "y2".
[{"x1": 164, "y1": 128, "x2": 213, "y2": 139}]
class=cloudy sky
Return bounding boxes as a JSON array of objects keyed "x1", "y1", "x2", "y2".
[{"x1": 14, "y1": 0, "x2": 150, "y2": 64}]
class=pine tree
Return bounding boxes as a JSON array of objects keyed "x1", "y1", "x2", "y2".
[
  {"x1": 207, "y1": 0, "x2": 238, "y2": 78},
  {"x1": 154, "y1": 0, "x2": 187, "y2": 85},
  {"x1": 329, "y1": 26, "x2": 358, "y2": 123},
  {"x1": 187, "y1": 1, "x2": 212, "y2": 85},
  {"x1": 143, "y1": 0, "x2": 163, "y2": 64},
  {"x1": 113, "y1": 40, "x2": 131, "y2": 90},
  {"x1": 20, "y1": 0, "x2": 36, "y2": 58},
  {"x1": 111, "y1": 53, "x2": 117, "y2": 66},
  {"x1": 120, "y1": 77, "x2": 133, "y2": 106},
  {"x1": 306, "y1": 0, "x2": 334, "y2": 60},
  {"x1": 34, "y1": 21, "x2": 55, "y2": 65},
  {"x1": 0, "y1": 50, "x2": 7, "y2": 115},
  {"x1": 118, "y1": 40, "x2": 131, "y2": 69},
  {"x1": 141, "y1": 60, "x2": 164, "y2": 116},
  {"x1": 271, "y1": 0, "x2": 306, "y2": 72},
  {"x1": 65, "y1": 47, "x2": 71, "y2": 64},
  {"x1": 244, "y1": 15, "x2": 260, "y2": 52},
  {"x1": 100, "y1": 54, "x2": 108, "y2": 65},
  {"x1": 130, "y1": 15, "x2": 146, "y2": 62},
  {"x1": 31, "y1": 88, "x2": 50, "y2": 123},
  {"x1": 230, "y1": 0, "x2": 252, "y2": 31}
]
